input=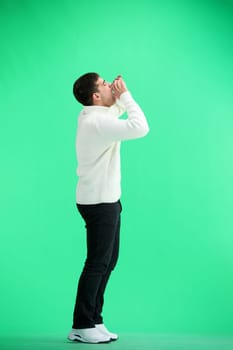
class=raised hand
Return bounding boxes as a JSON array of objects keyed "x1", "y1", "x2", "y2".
[{"x1": 111, "y1": 75, "x2": 128, "y2": 99}]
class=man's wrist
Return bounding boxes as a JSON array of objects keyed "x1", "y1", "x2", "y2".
[{"x1": 119, "y1": 90, "x2": 131, "y2": 102}]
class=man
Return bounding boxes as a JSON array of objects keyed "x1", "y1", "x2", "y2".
[{"x1": 68, "y1": 73, "x2": 149, "y2": 344}]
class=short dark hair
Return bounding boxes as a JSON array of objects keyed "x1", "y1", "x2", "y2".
[{"x1": 73, "y1": 72, "x2": 100, "y2": 106}]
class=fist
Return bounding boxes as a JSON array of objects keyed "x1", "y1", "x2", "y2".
[{"x1": 111, "y1": 75, "x2": 128, "y2": 99}]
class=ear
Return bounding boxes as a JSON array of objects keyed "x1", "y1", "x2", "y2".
[{"x1": 92, "y1": 92, "x2": 101, "y2": 104}]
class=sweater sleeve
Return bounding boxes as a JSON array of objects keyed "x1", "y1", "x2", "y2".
[
  {"x1": 109, "y1": 98, "x2": 126, "y2": 118},
  {"x1": 95, "y1": 91, "x2": 149, "y2": 141}
]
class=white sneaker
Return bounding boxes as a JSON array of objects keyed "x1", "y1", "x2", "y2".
[
  {"x1": 67, "y1": 327, "x2": 111, "y2": 343},
  {"x1": 95, "y1": 324, "x2": 119, "y2": 341}
]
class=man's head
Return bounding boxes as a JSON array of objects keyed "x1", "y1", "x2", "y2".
[{"x1": 73, "y1": 72, "x2": 115, "y2": 107}]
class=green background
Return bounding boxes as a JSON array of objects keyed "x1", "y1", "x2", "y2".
[{"x1": 0, "y1": 0, "x2": 233, "y2": 337}]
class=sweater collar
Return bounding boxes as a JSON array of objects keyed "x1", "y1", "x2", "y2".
[{"x1": 83, "y1": 105, "x2": 110, "y2": 113}]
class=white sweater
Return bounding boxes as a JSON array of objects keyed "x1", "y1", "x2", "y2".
[{"x1": 75, "y1": 91, "x2": 149, "y2": 204}]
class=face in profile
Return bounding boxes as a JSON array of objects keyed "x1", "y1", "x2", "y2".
[{"x1": 93, "y1": 77, "x2": 116, "y2": 107}]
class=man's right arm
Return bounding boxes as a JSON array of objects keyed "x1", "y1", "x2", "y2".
[{"x1": 95, "y1": 89, "x2": 150, "y2": 141}]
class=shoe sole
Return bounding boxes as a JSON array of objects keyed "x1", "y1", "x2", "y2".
[
  {"x1": 111, "y1": 337, "x2": 118, "y2": 341},
  {"x1": 68, "y1": 335, "x2": 111, "y2": 344}
]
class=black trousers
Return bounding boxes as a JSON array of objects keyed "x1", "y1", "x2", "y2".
[{"x1": 72, "y1": 200, "x2": 122, "y2": 329}]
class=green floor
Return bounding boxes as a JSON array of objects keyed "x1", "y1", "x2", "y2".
[{"x1": 1, "y1": 334, "x2": 233, "y2": 350}]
